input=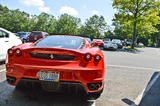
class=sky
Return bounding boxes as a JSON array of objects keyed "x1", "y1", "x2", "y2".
[{"x1": 0, "y1": 0, "x2": 116, "y2": 26}]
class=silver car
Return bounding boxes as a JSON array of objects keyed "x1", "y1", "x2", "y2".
[{"x1": 104, "y1": 41, "x2": 118, "y2": 50}]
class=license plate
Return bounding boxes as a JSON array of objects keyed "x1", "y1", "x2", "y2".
[{"x1": 37, "y1": 71, "x2": 60, "y2": 82}]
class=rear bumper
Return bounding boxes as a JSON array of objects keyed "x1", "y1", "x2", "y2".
[
  {"x1": 95, "y1": 44, "x2": 104, "y2": 47},
  {"x1": 6, "y1": 63, "x2": 105, "y2": 93},
  {"x1": 104, "y1": 46, "x2": 115, "y2": 49}
]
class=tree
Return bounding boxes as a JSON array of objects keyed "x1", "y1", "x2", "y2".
[
  {"x1": 113, "y1": 0, "x2": 160, "y2": 48},
  {"x1": 104, "y1": 30, "x2": 114, "y2": 39},
  {"x1": 79, "y1": 15, "x2": 107, "y2": 39},
  {"x1": 33, "y1": 13, "x2": 56, "y2": 33},
  {"x1": 112, "y1": 21, "x2": 128, "y2": 40},
  {"x1": 54, "y1": 14, "x2": 81, "y2": 35},
  {"x1": 0, "y1": 5, "x2": 30, "y2": 32}
]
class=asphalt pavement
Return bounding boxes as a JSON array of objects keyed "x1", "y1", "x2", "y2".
[{"x1": 0, "y1": 47, "x2": 160, "y2": 106}]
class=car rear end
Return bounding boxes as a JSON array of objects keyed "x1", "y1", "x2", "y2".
[
  {"x1": 104, "y1": 41, "x2": 118, "y2": 50},
  {"x1": 28, "y1": 32, "x2": 43, "y2": 42},
  {"x1": 6, "y1": 36, "x2": 105, "y2": 98},
  {"x1": 94, "y1": 41, "x2": 104, "y2": 47},
  {"x1": 112, "y1": 39, "x2": 123, "y2": 49}
]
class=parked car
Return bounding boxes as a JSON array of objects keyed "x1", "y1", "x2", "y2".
[
  {"x1": 92, "y1": 39, "x2": 104, "y2": 47},
  {"x1": 6, "y1": 35, "x2": 105, "y2": 100},
  {"x1": 103, "y1": 38, "x2": 111, "y2": 42},
  {"x1": 104, "y1": 41, "x2": 118, "y2": 50},
  {"x1": 86, "y1": 37, "x2": 92, "y2": 43},
  {"x1": 16, "y1": 32, "x2": 31, "y2": 43},
  {"x1": 138, "y1": 42, "x2": 144, "y2": 46},
  {"x1": 0, "y1": 27, "x2": 22, "y2": 61},
  {"x1": 124, "y1": 39, "x2": 132, "y2": 46},
  {"x1": 28, "y1": 31, "x2": 48, "y2": 42},
  {"x1": 112, "y1": 39, "x2": 123, "y2": 49}
]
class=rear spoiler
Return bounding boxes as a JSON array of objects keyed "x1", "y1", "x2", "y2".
[{"x1": 23, "y1": 47, "x2": 84, "y2": 56}]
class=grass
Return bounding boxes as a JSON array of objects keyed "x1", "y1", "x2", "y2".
[
  {"x1": 124, "y1": 46, "x2": 138, "y2": 51},
  {"x1": 135, "y1": 45, "x2": 145, "y2": 48}
]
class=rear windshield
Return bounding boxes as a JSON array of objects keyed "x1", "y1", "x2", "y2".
[
  {"x1": 34, "y1": 36, "x2": 84, "y2": 49},
  {"x1": 112, "y1": 39, "x2": 121, "y2": 43},
  {"x1": 17, "y1": 33, "x2": 28, "y2": 37},
  {"x1": 104, "y1": 41, "x2": 109, "y2": 43},
  {"x1": 86, "y1": 38, "x2": 91, "y2": 43},
  {"x1": 30, "y1": 32, "x2": 42, "y2": 37}
]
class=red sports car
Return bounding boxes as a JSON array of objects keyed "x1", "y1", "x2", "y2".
[
  {"x1": 6, "y1": 35, "x2": 105, "y2": 99},
  {"x1": 92, "y1": 39, "x2": 104, "y2": 47}
]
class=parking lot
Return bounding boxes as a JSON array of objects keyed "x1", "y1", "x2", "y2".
[{"x1": 0, "y1": 47, "x2": 159, "y2": 106}]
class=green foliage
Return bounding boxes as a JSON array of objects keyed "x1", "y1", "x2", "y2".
[
  {"x1": 79, "y1": 15, "x2": 107, "y2": 39},
  {"x1": 124, "y1": 46, "x2": 138, "y2": 51},
  {"x1": 0, "y1": 5, "x2": 30, "y2": 32},
  {"x1": 104, "y1": 30, "x2": 114, "y2": 39},
  {"x1": 113, "y1": 0, "x2": 160, "y2": 47},
  {"x1": 54, "y1": 14, "x2": 81, "y2": 35},
  {"x1": 112, "y1": 21, "x2": 128, "y2": 40},
  {"x1": 0, "y1": 4, "x2": 108, "y2": 39},
  {"x1": 32, "y1": 13, "x2": 56, "y2": 33}
]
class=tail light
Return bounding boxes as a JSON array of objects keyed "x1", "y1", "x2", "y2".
[
  {"x1": 84, "y1": 53, "x2": 92, "y2": 61},
  {"x1": 94, "y1": 54, "x2": 101, "y2": 62},
  {"x1": 15, "y1": 49, "x2": 22, "y2": 56},
  {"x1": 8, "y1": 49, "x2": 14, "y2": 56}
]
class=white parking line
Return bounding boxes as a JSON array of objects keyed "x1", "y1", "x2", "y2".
[
  {"x1": 131, "y1": 72, "x2": 160, "y2": 106},
  {"x1": 91, "y1": 101, "x2": 96, "y2": 106},
  {"x1": 0, "y1": 69, "x2": 6, "y2": 73},
  {"x1": 107, "y1": 64, "x2": 159, "y2": 71}
]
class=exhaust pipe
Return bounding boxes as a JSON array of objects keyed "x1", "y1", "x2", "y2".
[
  {"x1": 7, "y1": 76, "x2": 16, "y2": 84},
  {"x1": 87, "y1": 82, "x2": 102, "y2": 90}
]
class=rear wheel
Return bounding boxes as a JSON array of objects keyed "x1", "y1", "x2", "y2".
[{"x1": 15, "y1": 81, "x2": 26, "y2": 90}]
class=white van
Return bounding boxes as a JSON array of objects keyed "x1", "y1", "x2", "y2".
[{"x1": 0, "y1": 28, "x2": 22, "y2": 61}]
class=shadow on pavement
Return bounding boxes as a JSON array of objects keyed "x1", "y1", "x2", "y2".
[
  {"x1": 0, "y1": 81, "x2": 94, "y2": 106},
  {"x1": 102, "y1": 48, "x2": 143, "y2": 54},
  {"x1": 122, "y1": 72, "x2": 160, "y2": 106},
  {"x1": 117, "y1": 49, "x2": 142, "y2": 54},
  {"x1": 121, "y1": 98, "x2": 135, "y2": 105}
]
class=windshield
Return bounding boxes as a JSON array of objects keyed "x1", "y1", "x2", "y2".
[
  {"x1": 104, "y1": 41, "x2": 109, "y2": 43},
  {"x1": 86, "y1": 38, "x2": 91, "y2": 43},
  {"x1": 93, "y1": 39, "x2": 103, "y2": 42},
  {"x1": 30, "y1": 32, "x2": 42, "y2": 37},
  {"x1": 112, "y1": 39, "x2": 121, "y2": 43},
  {"x1": 16, "y1": 32, "x2": 28, "y2": 37},
  {"x1": 34, "y1": 36, "x2": 83, "y2": 49}
]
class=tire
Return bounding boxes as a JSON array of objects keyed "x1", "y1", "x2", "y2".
[
  {"x1": 15, "y1": 81, "x2": 26, "y2": 90},
  {"x1": 23, "y1": 39, "x2": 27, "y2": 43}
]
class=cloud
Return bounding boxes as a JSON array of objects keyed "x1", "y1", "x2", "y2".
[
  {"x1": 92, "y1": 10, "x2": 100, "y2": 15},
  {"x1": 60, "y1": 6, "x2": 79, "y2": 16},
  {"x1": 38, "y1": 6, "x2": 50, "y2": 13},
  {"x1": 20, "y1": 0, "x2": 50, "y2": 13},
  {"x1": 20, "y1": 0, "x2": 44, "y2": 7}
]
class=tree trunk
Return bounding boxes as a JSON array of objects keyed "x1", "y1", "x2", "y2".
[
  {"x1": 132, "y1": 21, "x2": 136, "y2": 49},
  {"x1": 158, "y1": 39, "x2": 160, "y2": 47}
]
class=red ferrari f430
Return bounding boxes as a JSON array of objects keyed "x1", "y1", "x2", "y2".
[{"x1": 6, "y1": 35, "x2": 105, "y2": 99}]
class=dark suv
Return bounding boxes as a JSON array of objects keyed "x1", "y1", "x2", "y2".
[{"x1": 28, "y1": 31, "x2": 48, "y2": 42}]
